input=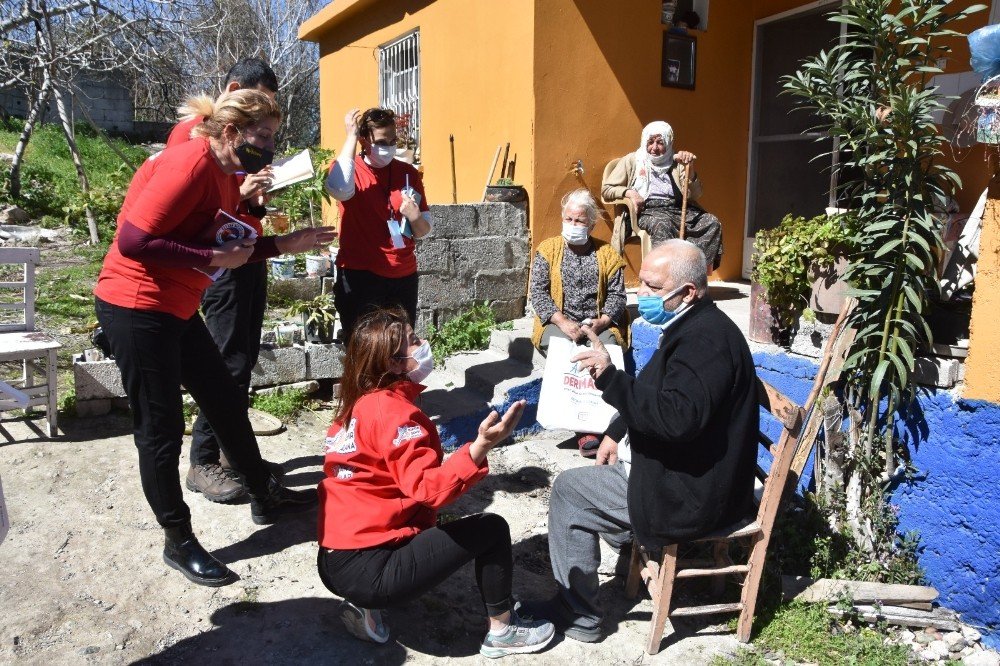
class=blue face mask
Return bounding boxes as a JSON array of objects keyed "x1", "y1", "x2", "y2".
[{"x1": 637, "y1": 285, "x2": 688, "y2": 326}]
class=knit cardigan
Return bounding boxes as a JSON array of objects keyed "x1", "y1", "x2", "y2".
[{"x1": 530, "y1": 236, "x2": 629, "y2": 349}]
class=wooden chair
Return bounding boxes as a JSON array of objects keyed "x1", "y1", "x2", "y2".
[
  {"x1": 625, "y1": 378, "x2": 806, "y2": 653},
  {"x1": 601, "y1": 157, "x2": 652, "y2": 259},
  {"x1": 0, "y1": 248, "x2": 61, "y2": 437}
]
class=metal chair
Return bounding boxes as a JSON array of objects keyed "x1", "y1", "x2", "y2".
[
  {"x1": 0, "y1": 248, "x2": 61, "y2": 437},
  {"x1": 625, "y1": 378, "x2": 807, "y2": 653}
]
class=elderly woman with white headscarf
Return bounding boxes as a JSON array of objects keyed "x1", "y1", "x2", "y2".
[{"x1": 602, "y1": 121, "x2": 723, "y2": 269}]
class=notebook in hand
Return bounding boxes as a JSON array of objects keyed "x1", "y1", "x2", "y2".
[
  {"x1": 266, "y1": 149, "x2": 314, "y2": 193},
  {"x1": 195, "y1": 209, "x2": 258, "y2": 281}
]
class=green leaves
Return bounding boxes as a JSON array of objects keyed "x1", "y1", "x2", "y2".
[
  {"x1": 783, "y1": 0, "x2": 969, "y2": 464},
  {"x1": 751, "y1": 213, "x2": 858, "y2": 331}
]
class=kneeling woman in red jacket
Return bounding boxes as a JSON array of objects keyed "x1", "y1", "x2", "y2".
[{"x1": 317, "y1": 307, "x2": 554, "y2": 658}]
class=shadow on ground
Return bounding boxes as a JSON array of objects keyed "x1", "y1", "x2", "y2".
[{"x1": 133, "y1": 596, "x2": 409, "y2": 665}]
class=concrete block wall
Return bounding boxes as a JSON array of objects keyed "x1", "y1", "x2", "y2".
[
  {"x1": 414, "y1": 203, "x2": 530, "y2": 336},
  {"x1": 73, "y1": 342, "x2": 345, "y2": 415}
]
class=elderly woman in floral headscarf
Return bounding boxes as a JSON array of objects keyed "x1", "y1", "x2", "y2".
[{"x1": 602, "y1": 121, "x2": 723, "y2": 269}]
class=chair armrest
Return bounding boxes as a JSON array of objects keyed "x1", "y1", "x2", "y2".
[{"x1": 605, "y1": 197, "x2": 638, "y2": 226}]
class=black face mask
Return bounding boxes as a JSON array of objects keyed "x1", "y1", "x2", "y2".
[{"x1": 235, "y1": 136, "x2": 274, "y2": 174}]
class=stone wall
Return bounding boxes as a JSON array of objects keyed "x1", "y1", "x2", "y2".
[
  {"x1": 414, "y1": 202, "x2": 530, "y2": 336},
  {"x1": 0, "y1": 74, "x2": 134, "y2": 133}
]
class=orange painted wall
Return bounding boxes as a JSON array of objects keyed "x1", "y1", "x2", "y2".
[
  {"x1": 966, "y1": 174, "x2": 1000, "y2": 400},
  {"x1": 532, "y1": 0, "x2": 758, "y2": 281},
  {"x1": 306, "y1": 0, "x2": 536, "y2": 220}
]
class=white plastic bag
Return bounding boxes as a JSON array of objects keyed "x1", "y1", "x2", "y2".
[{"x1": 537, "y1": 336, "x2": 623, "y2": 434}]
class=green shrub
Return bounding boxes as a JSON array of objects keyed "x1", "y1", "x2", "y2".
[
  {"x1": 251, "y1": 388, "x2": 310, "y2": 421},
  {"x1": 427, "y1": 303, "x2": 499, "y2": 362},
  {"x1": 750, "y1": 213, "x2": 857, "y2": 331},
  {"x1": 0, "y1": 120, "x2": 144, "y2": 239}
]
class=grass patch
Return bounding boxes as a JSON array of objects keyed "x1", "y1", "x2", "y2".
[
  {"x1": 716, "y1": 602, "x2": 910, "y2": 666},
  {"x1": 427, "y1": 302, "x2": 502, "y2": 362},
  {"x1": 0, "y1": 119, "x2": 145, "y2": 240},
  {"x1": 251, "y1": 388, "x2": 310, "y2": 421},
  {"x1": 35, "y1": 245, "x2": 108, "y2": 329}
]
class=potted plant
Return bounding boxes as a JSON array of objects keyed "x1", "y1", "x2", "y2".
[
  {"x1": 270, "y1": 147, "x2": 335, "y2": 228},
  {"x1": 750, "y1": 212, "x2": 856, "y2": 345},
  {"x1": 287, "y1": 293, "x2": 337, "y2": 344},
  {"x1": 485, "y1": 177, "x2": 527, "y2": 203}
]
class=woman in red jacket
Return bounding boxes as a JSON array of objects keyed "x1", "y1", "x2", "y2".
[{"x1": 317, "y1": 307, "x2": 554, "y2": 658}]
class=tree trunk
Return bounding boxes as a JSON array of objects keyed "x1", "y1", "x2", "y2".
[
  {"x1": 52, "y1": 86, "x2": 100, "y2": 244},
  {"x1": 7, "y1": 77, "x2": 52, "y2": 200}
]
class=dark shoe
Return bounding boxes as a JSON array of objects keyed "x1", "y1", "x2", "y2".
[
  {"x1": 163, "y1": 522, "x2": 237, "y2": 587},
  {"x1": 249, "y1": 474, "x2": 317, "y2": 525},
  {"x1": 220, "y1": 451, "x2": 285, "y2": 480},
  {"x1": 577, "y1": 434, "x2": 600, "y2": 458},
  {"x1": 517, "y1": 598, "x2": 602, "y2": 643},
  {"x1": 186, "y1": 464, "x2": 246, "y2": 503}
]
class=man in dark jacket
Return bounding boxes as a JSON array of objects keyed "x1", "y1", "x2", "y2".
[{"x1": 532, "y1": 239, "x2": 759, "y2": 642}]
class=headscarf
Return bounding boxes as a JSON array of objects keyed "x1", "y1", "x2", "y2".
[{"x1": 631, "y1": 121, "x2": 675, "y2": 200}]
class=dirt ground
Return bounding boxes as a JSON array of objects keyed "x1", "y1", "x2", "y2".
[{"x1": 0, "y1": 408, "x2": 742, "y2": 665}]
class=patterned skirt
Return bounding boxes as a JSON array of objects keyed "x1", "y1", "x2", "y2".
[{"x1": 637, "y1": 199, "x2": 723, "y2": 268}]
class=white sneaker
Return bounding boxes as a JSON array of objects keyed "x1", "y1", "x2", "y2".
[
  {"x1": 339, "y1": 601, "x2": 390, "y2": 644},
  {"x1": 479, "y1": 611, "x2": 555, "y2": 658}
]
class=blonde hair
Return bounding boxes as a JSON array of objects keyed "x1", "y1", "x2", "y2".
[
  {"x1": 178, "y1": 89, "x2": 281, "y2": 140},
  {"x1": 560, "y1": 188, "x2": 599, "y2": 227}
]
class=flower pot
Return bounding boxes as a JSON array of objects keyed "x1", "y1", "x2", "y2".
[
  {"x1": 808, "y1": 255, "x2": 850, "y2": 315},
  {"x1": 749, "y1": 281, "x2": 792, "y2": 346},
  {"x1": 301, "y1": 312, "x2": 336, "y2": 344},
  {"x1": 484, "y1": 185, "x2": 527, "y2": 203},
  {"x1": 305, "y1": 254, "x2": 331, "y2": 278},
  {"x1": 268, "y1": 256, "x2": 296, "y2": 280}
]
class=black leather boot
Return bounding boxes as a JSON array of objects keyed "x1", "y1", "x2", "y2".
[
  {"x1": 163, "y1": 522, "x2": 237, "y2": 587},
  {"x1": 249, "y1": 474, "x2": 318, "y2": 525}
]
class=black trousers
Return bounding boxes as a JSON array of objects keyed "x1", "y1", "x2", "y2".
[
  {"x1": 333, "y1": 268, "x2": 418, "y2": 343},
  {"x1": 190, "y1": 262, "x2": 268, "y2": 466},
  {"x1": 317, "y1": 513, "x2": 514, "y2": 616},
  {"x1": 95, "y1": 297, "x2": 270, "y2": 528}
]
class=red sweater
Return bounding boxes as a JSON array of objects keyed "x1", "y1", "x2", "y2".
[
  {"x1": 94, "y1": 138, "x2": 240, "y2": 318},
  {"x1": 335, "y1": 156, "x2": 429, "y2": 278},
  {"x1": 317, "y1": 381, "x2": 488, "y2": 550}
]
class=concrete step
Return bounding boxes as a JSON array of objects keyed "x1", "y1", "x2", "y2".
[
  {"x1": 445, "y1": 350, "x2": 539, "y2": 402},
  {"x1": 489, "y1": 325, "x2": 545, "y2": 370}
]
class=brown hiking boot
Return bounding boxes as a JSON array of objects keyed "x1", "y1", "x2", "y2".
[
  {"x1": 185, "y1": 464, "x2": 246, "y2": 503},
  {"x1": 220, "y1": 451, "x2": 285, "y2": 480}
]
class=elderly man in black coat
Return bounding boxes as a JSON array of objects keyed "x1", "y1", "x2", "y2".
[{"x1": 527, "y1": 239, "x2": 759, "y2": 643}]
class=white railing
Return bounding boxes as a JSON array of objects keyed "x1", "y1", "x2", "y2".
[{"x1": 379, "y1": 30, "x2": 420, "y2": 149}]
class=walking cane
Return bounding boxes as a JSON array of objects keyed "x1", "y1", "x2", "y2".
[{"x1": 679, "y1": 162, "x2": 690, "y2": 240}]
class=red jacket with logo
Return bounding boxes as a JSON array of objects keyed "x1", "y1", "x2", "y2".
[{"x1": 317, "y1": 381, "x2": 488, "y2": 550}]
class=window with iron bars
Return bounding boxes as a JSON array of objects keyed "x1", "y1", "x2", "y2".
[{"x1": 379, "y1": 30, "x2": 420, "y2": 154}]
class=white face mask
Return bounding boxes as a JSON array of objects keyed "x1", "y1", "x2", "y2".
[
  {"x1": 562, "y1": 223, "x2": 590, "y2": 246},
  {"x1": 367, "y1": 144, "x2": 395, "y2": 168},
  {"x1": 404, "y1": 340, "x2": 434, "y2": 384}
]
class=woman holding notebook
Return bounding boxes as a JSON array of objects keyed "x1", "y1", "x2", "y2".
[
  {"x1": 93, "y1": 89, "x2": 333, "y2": 588},
  {"x1": 324, "y1": 107, "x2": 433, "y2": 343}
]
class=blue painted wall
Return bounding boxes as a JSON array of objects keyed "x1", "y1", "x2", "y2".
[{"x1": 754, "y1": 351, "x2": 1000, "y2": 647}]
